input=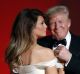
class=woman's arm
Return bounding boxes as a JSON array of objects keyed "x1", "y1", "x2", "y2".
[
  {"x1": 45, "y1": 66, "x2": 58, "y2": 74},
  {"x1": 44, "y1": 48, "x2": 58, "y2": 74},
  {"x1": 58, "y1": 68, "x2": 65, "y2": 74}
]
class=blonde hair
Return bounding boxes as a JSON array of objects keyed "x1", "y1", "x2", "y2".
[
  {"x1": 5, "y1": 9, "x2": 45, "y2": 67},
  {"x1": 46, "y1": 5, "x2": 69, "y2": 17}
]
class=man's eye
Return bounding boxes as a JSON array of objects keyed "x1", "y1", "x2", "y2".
[{"x1": 58, "y1": 21, "x2": 62, "y2": 23}]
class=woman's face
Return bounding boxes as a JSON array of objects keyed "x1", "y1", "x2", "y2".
[{"x1": 33, "y1": 16, "x2": 47, "y2": 38}]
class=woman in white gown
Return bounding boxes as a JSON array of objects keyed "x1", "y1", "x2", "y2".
[{"x1": 5, "y1": 9, "x2": 64, "y2": 74}]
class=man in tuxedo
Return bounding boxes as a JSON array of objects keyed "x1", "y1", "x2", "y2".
[{"x1": 38, "y1": 5, "x2": 80, "y2": 74}]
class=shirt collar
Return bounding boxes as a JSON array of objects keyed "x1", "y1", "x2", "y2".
[{"x1": 65, "y1": 31, "x2": 71, "y2": 49}]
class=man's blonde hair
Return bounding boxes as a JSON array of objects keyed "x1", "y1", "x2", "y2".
[{"x1": 46, "y1": 5, "x2": 69, "y2": 17}]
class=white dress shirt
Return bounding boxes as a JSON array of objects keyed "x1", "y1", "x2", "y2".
[
  {"x1": 64, "y1": 31, "x2": 72, "y2": 66},
  {"x1": 65, "y1": 31, "x2": 71, "y2": 50},
  {"x1": 52, "y1": 31, "x2": 72, "y2": 66}
]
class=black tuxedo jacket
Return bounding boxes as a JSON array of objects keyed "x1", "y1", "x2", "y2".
[{"x1": 37, "y1": 33, "x2": 80, "y2": 74}]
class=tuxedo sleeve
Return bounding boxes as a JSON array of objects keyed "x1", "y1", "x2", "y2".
[{"x1": 65, "y1": 54, "x2": 80, "y2": 74}]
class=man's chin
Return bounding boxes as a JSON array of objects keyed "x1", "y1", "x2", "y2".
[{"x1": 55, "y1": 36, "x2": 64, "y2": 40}]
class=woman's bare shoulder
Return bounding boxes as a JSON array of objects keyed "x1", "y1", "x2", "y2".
[
  {"x1": 32, "y1": 45, "x2": 55, "y2": 63},
  {"x1": 40, "y1": 46, "x2": 55, "y2": 59}
]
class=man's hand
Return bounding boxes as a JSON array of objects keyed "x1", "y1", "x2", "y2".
[{"x1": 54, "y1": 45, "x2": 72, "y2": 63}]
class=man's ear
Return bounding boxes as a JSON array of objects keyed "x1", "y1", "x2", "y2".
[{"x1": 68, "y1": 19, "x2": 71, "y2": 28}]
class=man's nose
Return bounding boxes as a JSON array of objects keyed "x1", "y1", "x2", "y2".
[{"x1": 55, "y1": 22, "x2": 60, "y2": 29}]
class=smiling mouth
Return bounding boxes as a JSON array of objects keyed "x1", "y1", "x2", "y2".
[{"x1": 55, "y1": 30, "x2": 60, "y2": 33}]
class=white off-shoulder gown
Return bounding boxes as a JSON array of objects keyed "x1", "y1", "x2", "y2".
[{"x1": 13, "y1": 58, "x2": 63, "y2": 74}]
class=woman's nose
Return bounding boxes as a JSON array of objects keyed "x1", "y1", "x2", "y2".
[{"x1": 44, "y1": 23, "x2": 47, "y2": 29}]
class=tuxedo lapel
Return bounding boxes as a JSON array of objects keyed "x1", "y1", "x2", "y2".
[{"x1": 69, "y1": 33, "x2": 80, "y2": 55}]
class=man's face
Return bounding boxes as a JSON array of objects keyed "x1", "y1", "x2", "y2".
[{"x1": 49, "y1": 13, "x2": 71, "y2": 40}]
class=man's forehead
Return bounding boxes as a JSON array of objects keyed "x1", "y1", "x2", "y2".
[{"x1": 50, "y1": 13, "x2": 68, "y2": 20}]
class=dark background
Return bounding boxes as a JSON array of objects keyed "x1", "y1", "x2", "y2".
[{"x1": 0, "y1": 0, "x2": 80, "y2": 73}]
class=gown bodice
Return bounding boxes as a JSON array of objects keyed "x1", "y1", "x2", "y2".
[{"x1": 13, "y1": 58, "x2": 63, "y2": 74}]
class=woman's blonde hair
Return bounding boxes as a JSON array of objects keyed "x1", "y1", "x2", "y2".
[{"x1": 5, "y1": 9, "x2": 45, "y2": 67}]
